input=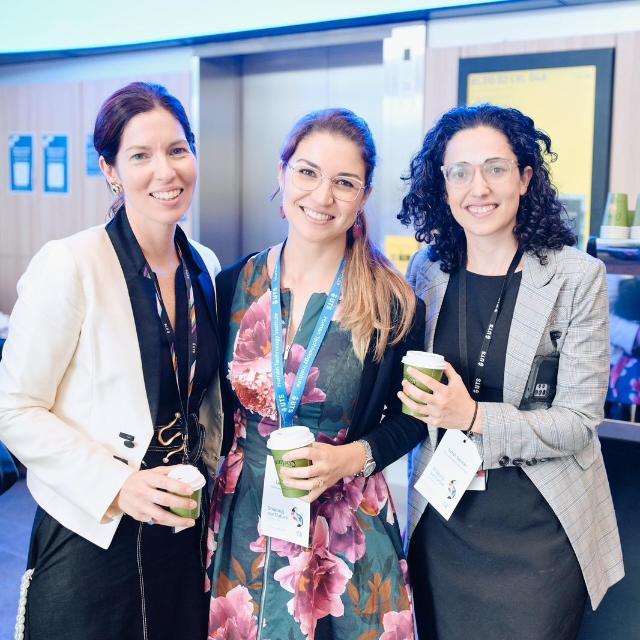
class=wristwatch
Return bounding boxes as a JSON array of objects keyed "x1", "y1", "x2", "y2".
[{"x1": 354, "y1": 440, "x2": 376, "y2": 478}]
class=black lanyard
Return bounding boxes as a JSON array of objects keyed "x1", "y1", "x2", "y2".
[
  {"x1": 458, "y1": 249, "x2": 523, "y2": 398},
  {"x1": 142, "y1": 245, "x2": 198, "y2": 420}
]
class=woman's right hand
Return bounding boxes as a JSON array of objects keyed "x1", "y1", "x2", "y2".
[{"x1": 111, "y1": 466, "x2": 198, "y2": 528}]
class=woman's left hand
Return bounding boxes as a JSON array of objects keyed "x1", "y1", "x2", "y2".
[
  {"x1": 398, "y1": 362, "x2": 480, "y2": 431},
  {"x1": 278, "y1": 441, "x2": 366, "y2": 503}
]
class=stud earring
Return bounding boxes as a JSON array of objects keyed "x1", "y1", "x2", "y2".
[{"x1": 110, "y1": 182, "x2": 123, "y2": 195}]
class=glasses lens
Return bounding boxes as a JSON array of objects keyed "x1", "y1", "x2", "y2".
[
  {"x1": 445, "y1": 163, "x2": 473, "y2": 185},
  {"x1": 331, "y1": 177, "x2": 362, "y2": 202},
  {"x1": 290, "y1": 164, "x2": 320, "y2": 191},
  {"x1": 483, "y1": 159, "x2": 513, "y2": 182}
]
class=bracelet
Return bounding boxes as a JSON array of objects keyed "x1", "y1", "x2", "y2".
[{"x1": 465, "y1": 400, "x2": 479, "y2": 435}]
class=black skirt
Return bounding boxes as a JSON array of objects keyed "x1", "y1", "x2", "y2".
[
  {"x1": 25, "y1": 503, "x2": 208, "y2": 640},
  {"x1": 408, "y1": 467, "x2": 587, "y2": 640}
]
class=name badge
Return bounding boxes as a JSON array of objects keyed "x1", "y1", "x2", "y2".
[
  {"x1": 260, "y1": 455, "x2": 310, "y2": 546},
  {"x1": 414, "y1": 429, "x2": 482, "y2": 520}
]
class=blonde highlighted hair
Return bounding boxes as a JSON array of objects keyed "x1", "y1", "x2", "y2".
[{"x1": 278, "y1": 108, "x2": 416, "y2": 361}]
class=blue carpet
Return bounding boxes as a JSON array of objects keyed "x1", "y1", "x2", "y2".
[{"x1": 0, "y1": 479, "x2": 36, "y2": 640}]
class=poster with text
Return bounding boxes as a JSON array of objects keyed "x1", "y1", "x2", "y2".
[
  {"x1": 9, "y1": 134, "x2": 33, "y2": 193},
  {"x1": 43, "y1": 134, "x2": 69, "y2": 194}
]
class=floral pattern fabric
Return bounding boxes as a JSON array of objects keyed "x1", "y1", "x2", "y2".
[{"x1": 206, "y1": 250, "x2": 414, "y2": 640}]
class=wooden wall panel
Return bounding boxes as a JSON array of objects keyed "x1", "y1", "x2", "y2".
[
  {"x1": 423, "y1": 47, "x2": 459, "y2": 130},
  {"x1": 609, "y1": 31, "x2": 640, "y2": 206}
]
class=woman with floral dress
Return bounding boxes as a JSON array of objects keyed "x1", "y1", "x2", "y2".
[{"x1": 206, "y1": 108, "x2": 426, "y2": 640}]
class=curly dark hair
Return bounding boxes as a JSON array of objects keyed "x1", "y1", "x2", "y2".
[{"x1": 398, "y1": 103, "x2": 576, "y2": 272}]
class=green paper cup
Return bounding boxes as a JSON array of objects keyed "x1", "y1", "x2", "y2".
[
  {"x1": 267, "y1": 426, "x2": 315, "y2": 498},
  {"x1": 402, "y1": 351, "x2": 446, "y2": 417},
  {"x1": 604, "y1": 193, "x2": 629, "y2": 227},
  {"x1": 168, "y1": 464, "x2": 206, "y2": 519}
]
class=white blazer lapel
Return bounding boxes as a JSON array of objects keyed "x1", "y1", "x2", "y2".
[{"x1": 503, "y1": 251, "x2": 562, "y2": 407}]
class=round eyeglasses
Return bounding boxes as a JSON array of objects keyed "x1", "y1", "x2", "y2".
[
  {"x1": 286, "y1": 161, "x2": 365, "y2": 202},
  {"x1": 441, "y1": 158, "x2": 519, "y2": 187}
]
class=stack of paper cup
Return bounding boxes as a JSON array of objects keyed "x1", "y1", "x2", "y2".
[
  {"x1": 631, "y1": 196, "x2": 640, "y2": 241},
  {"x1": 601, "y1": 193, "x2": 630, "y2": 239},
  {"x1": 600, "y1": 225, "x2": 630, "y2": 240}
]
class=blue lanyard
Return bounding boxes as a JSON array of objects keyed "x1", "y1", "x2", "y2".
[{"x1": 270, "y1": 243, "x2": 345, "y2": 427}]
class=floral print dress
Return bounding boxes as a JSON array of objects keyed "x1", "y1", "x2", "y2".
[{"x1": 205, "y1": 251, "x2": 414, "y2": 640}]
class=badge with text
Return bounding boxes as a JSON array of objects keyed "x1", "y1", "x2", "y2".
[
  {"x1": 260, "y1": 456, "x2": 310, "y2": 546},
  {"x1": 414, "y1": 430, "x2": 482, "y2": 520}
]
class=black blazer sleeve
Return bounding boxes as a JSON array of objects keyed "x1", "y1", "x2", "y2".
[
  {"x1": 215, "y1": 254, "x2": 257, "y2": 457},
  {"x1": 350, "y1": 298, "x2": 428, "y2": 472}
]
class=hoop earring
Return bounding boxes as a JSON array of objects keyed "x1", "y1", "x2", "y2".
[{"x1": 110, "y1": 182, "x2": 123, "y2": 195}]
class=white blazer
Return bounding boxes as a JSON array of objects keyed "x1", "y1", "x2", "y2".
[{"x1": 0, "y1": 225, "x2": 223, "y2": 549}]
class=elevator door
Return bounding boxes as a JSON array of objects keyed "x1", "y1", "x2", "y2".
[{"x1": 240, "y1": 43, "x2": 383, "y2": 256}]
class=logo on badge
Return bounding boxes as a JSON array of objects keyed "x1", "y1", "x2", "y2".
[
  {"x1": 447, "y1": 479, "x2": 457, "y2": 499},
  {"x1": 291, "y1": 507, "x2": 304, "y2": 528}
]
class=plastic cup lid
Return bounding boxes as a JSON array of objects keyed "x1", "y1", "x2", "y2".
[
  {"x1": 402, "y1": 350, "x2": 446, "y2": 369},
  {"x1": 267, "y1": 426, "x2": 315, "y2": 451},
  {"x1": 167, "y1": 464, "x2": 206, "y2": 490}
]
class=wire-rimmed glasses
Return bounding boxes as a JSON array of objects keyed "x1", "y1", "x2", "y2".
[
  {"x1": 441, "y1": 158, "x2": 519, "y2": 187},
  {"x1": 286, "y1": 161, "x2": 365, "y2": 202}
]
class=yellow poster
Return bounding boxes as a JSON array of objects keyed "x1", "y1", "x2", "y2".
[
  {"x1": 467, "y1": 65, "x2": 597, "y2": 246},
  {"x1": 385, "y1": 235, "x2": 421, "y2": 275}
]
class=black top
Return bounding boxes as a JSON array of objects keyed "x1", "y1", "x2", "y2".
[
  {"x1": 106, "y1": 209, "x2": 219, "y2": 467},
  {"x1": 215, "y1": 253, "x2": 428, "y2": 471},
  {"x1": 434, "y1": 268, "x2": 522, "y2": 403}
]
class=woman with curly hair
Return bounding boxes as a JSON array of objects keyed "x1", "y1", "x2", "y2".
[{"x1": 398, "y1": 103, "x2": 623, "y2": 640}]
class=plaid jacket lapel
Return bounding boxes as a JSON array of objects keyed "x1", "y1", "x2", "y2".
[{"x1": 503, "y1": 251, "x2": 562, "y2": 407}]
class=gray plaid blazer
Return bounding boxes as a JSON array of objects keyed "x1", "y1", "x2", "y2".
[{"x1": 405, "y1": 245, "x2": 624, "y2": 609}]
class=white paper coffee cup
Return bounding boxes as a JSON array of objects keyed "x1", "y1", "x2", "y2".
[
  {"x1": 266, "y1": 426, "x2": 315, "y2": 451},
  {"x1": 401, "y1": 351, "x2": 446, "y2": 369},
  {"x1": 267, "y1": 427, "x2": 315, "y2": 498}
]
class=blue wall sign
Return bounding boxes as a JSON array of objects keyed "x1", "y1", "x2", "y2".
[
  {"x1": 9, "y1": 134, "x2": 33, "y2": 193},
  {"x1": 43, "y1": 134, "x2": 69, "y2": 194},
  {"x1": 85, "y1": 133, "x2": 101, "y2": 177}
]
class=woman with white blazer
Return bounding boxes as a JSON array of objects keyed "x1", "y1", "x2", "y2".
[
  {"x1": 397, "y1": 104, "x2": 624, "y2": 640},
  {"x1": 0, "y1": 82, "x2": 222, "y2": 640}
]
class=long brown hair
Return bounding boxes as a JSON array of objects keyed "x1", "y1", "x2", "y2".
[{"x1": 278, "y1": 109, "x2": 416, "y2": 362}]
